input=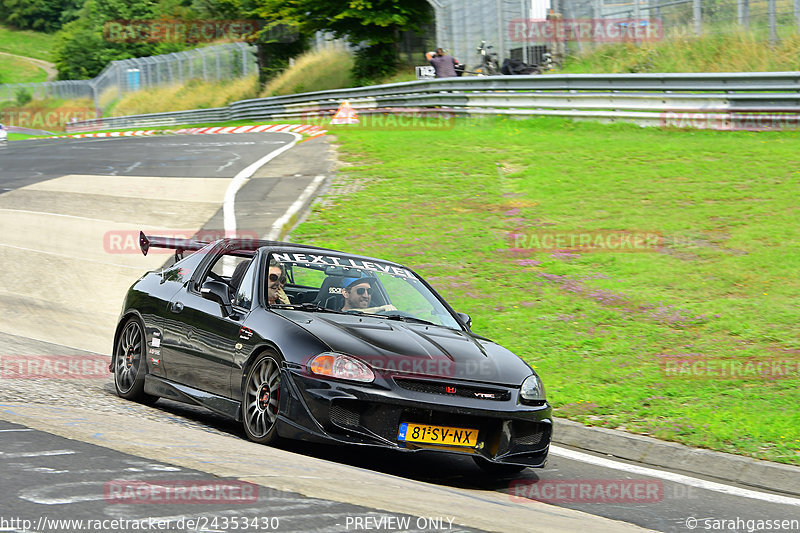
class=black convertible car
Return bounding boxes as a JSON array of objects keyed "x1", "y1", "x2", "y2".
[{"x1": 112, "y1": 233, "x2": 551, "y2": 473}]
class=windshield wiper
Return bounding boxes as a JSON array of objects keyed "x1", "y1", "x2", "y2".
[{"x1": 378, "y1": 313, "x2": 437, "y2": 326}]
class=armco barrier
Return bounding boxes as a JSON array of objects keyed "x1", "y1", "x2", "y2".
[{"x1": 66, "y1": 72, "x2": 800, "y2": 133}]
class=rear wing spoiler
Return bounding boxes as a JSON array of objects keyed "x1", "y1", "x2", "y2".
[
  {"x1": 139, "y1": 231, "x2": 260, "y2": 261},
  {"x1": 139, "y1": 231, "x2": 209, "y2": 259}
]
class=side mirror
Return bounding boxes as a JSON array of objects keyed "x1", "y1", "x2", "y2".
[
  {"x1": 201, "y1": 280, "x2": 234, "y2": 317},
  {"x1": 456, "y1": 312, "x2": 472, "y2": 330}
]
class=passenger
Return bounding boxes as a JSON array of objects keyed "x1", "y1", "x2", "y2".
[{"x1": 267, "y1": 259, "x2": 290, "y2": 305}]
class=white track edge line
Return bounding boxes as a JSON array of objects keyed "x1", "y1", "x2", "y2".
[
  {"x1": 223, "y1": 133, "x2": 302, "y2": 239},
  {"x1": 265, "y1": 175, "x2": 327, "y2": 241},
  {"x1": 549, "y1": 445, "x2": 800, "y2": 506}
]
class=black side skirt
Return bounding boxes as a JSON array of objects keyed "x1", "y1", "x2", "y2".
[{"x1": 144, "y1": 375, "x2": 242, "y2": 421}]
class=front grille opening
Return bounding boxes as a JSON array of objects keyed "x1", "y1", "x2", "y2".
[
  {"x1": 513, "y1": 420, "x2": 548, "y2": 446},
  {"x1": 394, "y1": 377, "x2": 511, "y2": 401},
  {"x1": 330, "y1": 402, "x2": 361, "y2": 428}
]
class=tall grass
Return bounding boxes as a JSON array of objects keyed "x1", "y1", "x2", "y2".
[
  {"x1": 0, "y1": 98, "x2": 95, "y2": 132},
  {"x1": 261, "y1": 47, "x2": 354, "y2": 97},
  {"x1": 108, "y1": 76, "x2": 259, "y2": 117},
  {"x1": 563, "y1": 30, "x2": 800, "y2": 73}
]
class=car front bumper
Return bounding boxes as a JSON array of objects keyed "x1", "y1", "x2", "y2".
[{"x1": 277, "y1": 368, "x2": 552, "y2": 467}]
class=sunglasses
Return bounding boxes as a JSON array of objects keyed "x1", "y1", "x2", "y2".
[
  {"x1": 351, "y1": 287, "x2": 372, "y2": 296},
  {"x1": 268, "y1": 273, "x2": 287, "y2": 284}
]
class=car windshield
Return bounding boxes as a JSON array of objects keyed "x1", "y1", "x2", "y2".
[{"x1": 267, "y1": 251, "x2": 461, "y2": 329}]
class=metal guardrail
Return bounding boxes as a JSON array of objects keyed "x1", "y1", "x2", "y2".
[{"x1": 66, "y1": 72, "x2": 800, "y2": 133}]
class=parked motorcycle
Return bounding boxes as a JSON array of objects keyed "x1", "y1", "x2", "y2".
[{"x1": 471, "y1": 40, "x2": 500, "y2": 76}]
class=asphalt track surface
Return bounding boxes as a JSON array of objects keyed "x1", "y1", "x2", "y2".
[
  {"x1": 0, "y1": 419, "x2": 478, "y2": 533},
  {"x1": 0, "y1": 134, "x2": 798, "y2": 532},
  {"x1": 0, "y1": 135, "x2": 293, "y2": 189}
]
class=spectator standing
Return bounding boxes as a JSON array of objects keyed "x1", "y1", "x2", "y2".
[{"x1": 427, "y1": 48, "x2": 458, "y2": 78}]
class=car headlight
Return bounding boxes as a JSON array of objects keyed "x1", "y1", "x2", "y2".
[
  {"x1": 308, "y1": 352, "x2": 375, "y2": 383},
  {"x1": 520, "y1": 373, "x2": 546, "y2": 402}
]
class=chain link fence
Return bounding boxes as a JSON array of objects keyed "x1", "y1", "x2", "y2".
[
  {"x1": 431, "y1": 0, "x2": 800, "y2": 68},
  {"x1": 0, "y1": 80, "x2": 94, "y2": 105},
  {"x1": 603, "y1": 0, "x2": 800, "y2": 41},
  {"x1": 0, "y1": 42, "x2": 256, "y2": 111}
]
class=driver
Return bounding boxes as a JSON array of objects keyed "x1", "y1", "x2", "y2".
[
  {"x1": 341, "y1": 277, "x2": 396, "y2": 313},
  {"x1": 267, "y1": 259, "x2": 290, "y2": 305}
]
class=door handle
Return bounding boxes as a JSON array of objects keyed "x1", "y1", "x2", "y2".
[{"x1": 170, "y1": 301, "x2": 184, "y2": 313}]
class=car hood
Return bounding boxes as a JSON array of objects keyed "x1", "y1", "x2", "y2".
[{"x1": 273, "y1": 310, "x2": 533, "y2": 386}]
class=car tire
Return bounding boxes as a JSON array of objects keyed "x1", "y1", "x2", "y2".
[
  {"x1": 242, "y1": 352, "x2": 283, "y2": 445},
  {"x1": 113, "y1": 317, "x2": 157, "y2": 405},
  {"x1": 472, "y1": 456, "x2": 527, "y2": 476}
]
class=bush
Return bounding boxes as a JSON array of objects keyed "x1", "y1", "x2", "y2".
[
  {"x1": 352, "y1": 42, "x2": 397, "y2": 86},
  {"x1": 15, "y1": 88, "x2": 32, "y2": 106}
]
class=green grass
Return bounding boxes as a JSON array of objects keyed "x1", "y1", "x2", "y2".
[
  {"x1": 0, "y1": 54, "x2": 47, "y2": 83},
  {"x1": 0, "y1": 24, "x2": 56, "y2": 62},
  {"x1": 0, "y1": 24, "x2": 55, "y2": 84},
  {"x1": 290, "y1": 117, "x2": 800, "y2": 465}
]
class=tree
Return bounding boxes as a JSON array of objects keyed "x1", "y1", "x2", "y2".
[
  {"x1": 0, "y1": 0, "x2": 83, "y2": 32},
  {"x1": 53, "y1": 0, "x2": 195, "y2": 79},
  {"x1": 253, "y1": 0, "x2": 433, "y2": 84},
  {"x1": 191, "y1": 0, "x2": 309, "y2": 85}
]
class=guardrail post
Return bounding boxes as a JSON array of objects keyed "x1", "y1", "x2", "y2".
[{"x1": 693, "y1": 0, "x2": 702, "y2": 35}]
